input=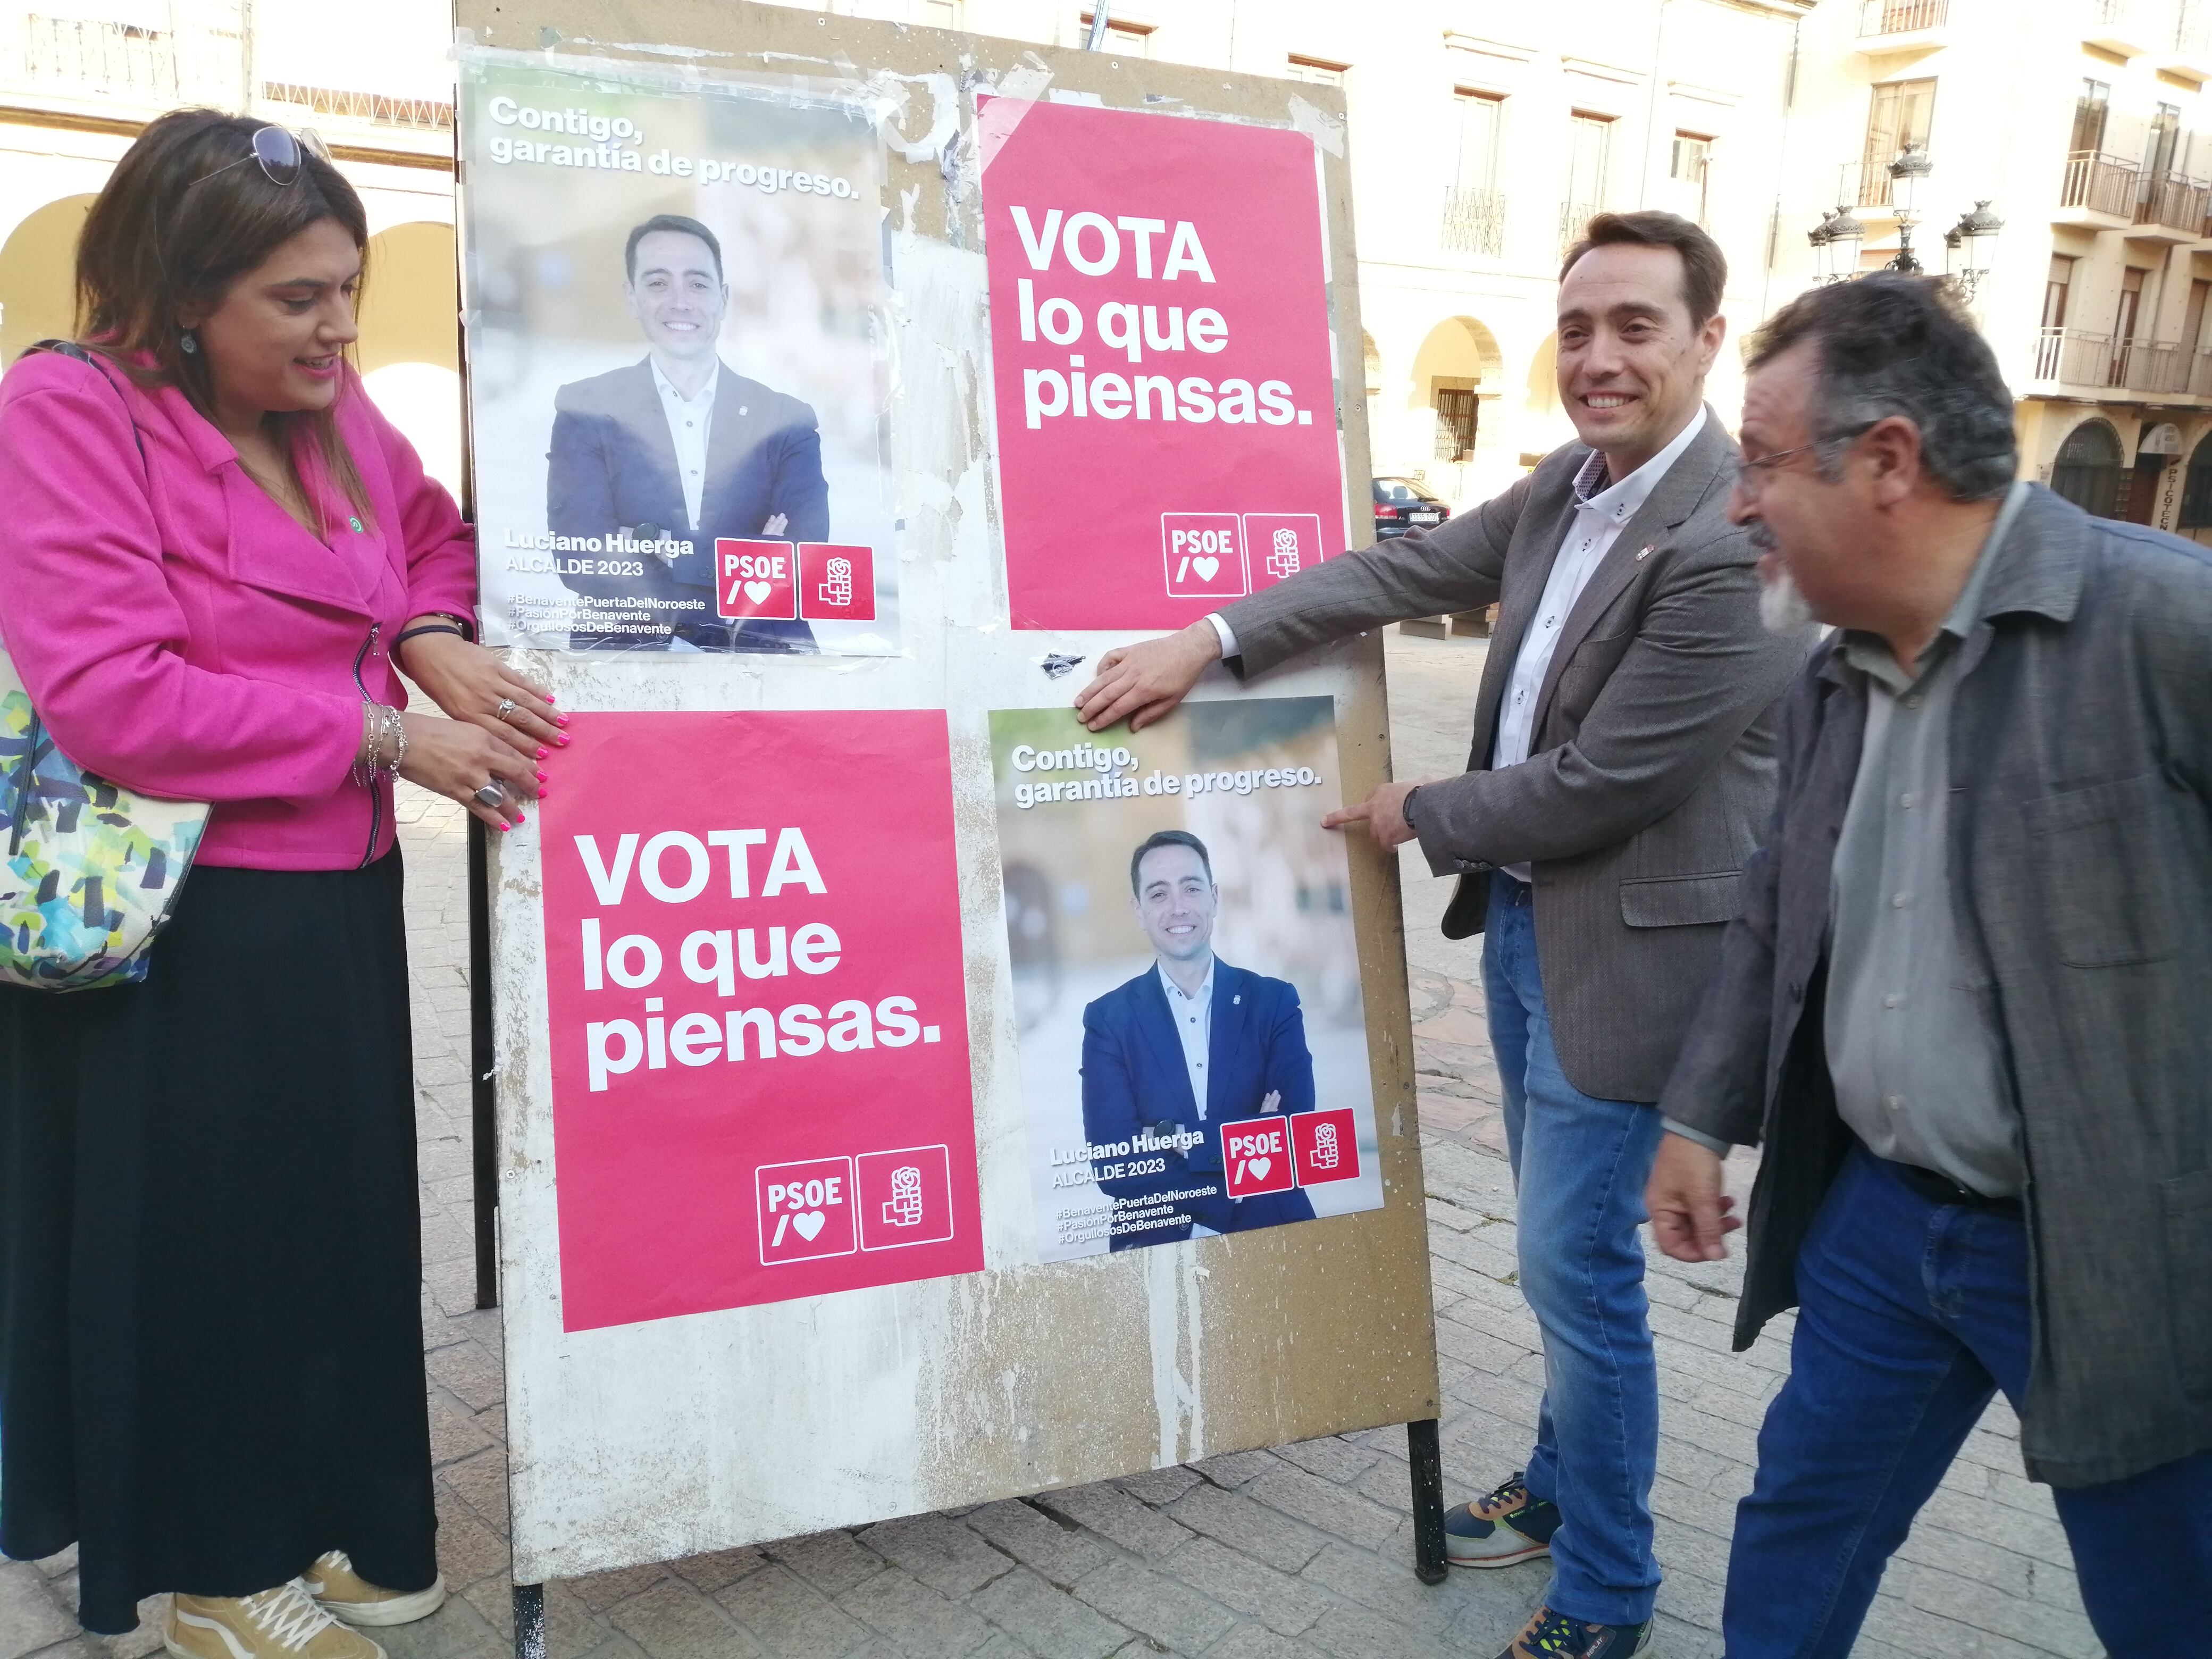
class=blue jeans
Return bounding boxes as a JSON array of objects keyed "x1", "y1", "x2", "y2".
[
  {"x1": 1482, "y1": 874, "x2": 1665, "y2": 1625},
  {"x1": 1725, "y1": 1145, "x2": 2212, "y2": 1653}
]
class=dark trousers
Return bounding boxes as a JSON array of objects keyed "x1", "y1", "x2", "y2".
[
  {"x1": 0, "y1": 854, "x2": 437, "y2": 1632},
  {"x1": 1725, "y1": 1145, "x2": 2212, "y2": 1653}
]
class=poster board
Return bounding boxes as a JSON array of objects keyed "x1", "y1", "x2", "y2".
[{"x1": 459, "y1": 0, "x2": 1439, "y2": 1587}]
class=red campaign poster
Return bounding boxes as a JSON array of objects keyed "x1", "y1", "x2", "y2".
[
  {"x1": 540, "y1": 711, "x2": 981, "y2": 1331},
  {"x1": 979, "y1": 97, "x2": 1346, "y2": 631}
]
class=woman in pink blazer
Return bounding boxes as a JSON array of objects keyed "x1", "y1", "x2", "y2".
[{"x1": 0, "y1": 113, "x2": 555, "y2": 1659}]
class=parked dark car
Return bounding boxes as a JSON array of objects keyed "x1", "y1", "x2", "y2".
[{"x1": 1372, "y1": 476, "x2": 1450, "y2": 539}]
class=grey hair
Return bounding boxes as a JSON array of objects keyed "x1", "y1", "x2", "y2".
[{"x1": 1748, "y1": 275, "x2": 2017, "y2": 501}]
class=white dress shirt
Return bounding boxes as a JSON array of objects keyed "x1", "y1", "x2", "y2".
[
  {"x1": 650, "y1": 358, "x2": 717, "y2": 534},
  {"x1": 1158, "y1": 958, "x2": 1216, "y2": 1122},
  {"x1": 1490, "y1": 408, "x2": 1707, "y2": 879}
]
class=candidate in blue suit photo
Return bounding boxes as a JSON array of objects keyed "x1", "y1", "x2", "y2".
[
  {"x1": 1080, "y1": 830, "x2": 1317, "y2": 1251},
  {"x1": 547, "y1": 213, "x2": 828, "y2": 652}
]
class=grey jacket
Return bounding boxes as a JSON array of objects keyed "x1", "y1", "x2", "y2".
[
  {"x1": 1662, "y1": 485, "x2": 2212, "y2": 1487},
  {"x1": 1220, "y1": 412, "x2": 1811, "y2": 1101}
]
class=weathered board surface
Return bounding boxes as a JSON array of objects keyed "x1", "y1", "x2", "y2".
[{"x1": 458, "y1": 0, "x2": 1439, "y2": 1583}]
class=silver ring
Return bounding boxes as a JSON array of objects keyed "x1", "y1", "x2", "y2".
[
  {"x1": 473, "y1": 783, "x2": 506, "y2": 810},
  {"x1": 495, "y1": 698, "x2": 518, "y2": 723}
]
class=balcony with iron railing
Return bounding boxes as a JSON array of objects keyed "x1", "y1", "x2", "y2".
[
  {"x1": 2126, "y1": 339, "x2": 2193, "y2": 393},
  {"x1": 3, "y1": 6, "x2": 452, "y2": 159},
  {"x1": 2, "y1": 9, "x2": 243, "y2": 110},
  {"x1": 1440, "y1": 187, "x2": 1506, "y2": 257},
  {"x1": 1858, "y1": 0, "x2": 1949, "y2": 37},
  {"x1": 2087, "y1": 0, "x2": 2181, "y2": 58},
  {"x1": 2032, "y1": 328, "x2": 2119, "y2": 388},
  {"x1": 2189, "y1": 348, "x2": 2212, "y2": 395},
  {"x1": 2060, "y1": 150, "x2": 2143, "y2": 220},
  {"x1": 2134, "y1": 169, "x2": 2212, "y2": 237},
  {"x1": 2165, "y1": 0, "x2": 2212, "y2": 77}
]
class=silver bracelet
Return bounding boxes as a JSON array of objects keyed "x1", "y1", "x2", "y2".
[{"x1": 353, "y1": 704, "x2": 406, "y2": 786}]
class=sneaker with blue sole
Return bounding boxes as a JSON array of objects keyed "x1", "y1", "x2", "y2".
[{"x1": 1444, "y1": 1470, "x2": 1562, "y2": 1568}]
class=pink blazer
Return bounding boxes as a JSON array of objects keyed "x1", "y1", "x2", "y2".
[{"x1": 0, "y1": 350, "x2": 477, "y2": 871}]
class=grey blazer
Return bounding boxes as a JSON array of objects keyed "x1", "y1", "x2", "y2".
[{"x1": 1219, "y1": 411, "x2": 1812, "y2": 1102}]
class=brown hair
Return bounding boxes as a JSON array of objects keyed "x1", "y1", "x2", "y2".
[
  {"x1": 73, "y1": 108, "x2": 373, "y2": 527},
  {"x1": 1560, "y1": 210, "x2": 1728, "y2": 326}
]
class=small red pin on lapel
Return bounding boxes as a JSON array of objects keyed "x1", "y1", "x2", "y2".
[{"x1": 1636, "y1": 544, "x2": 1655, "y2": 561}]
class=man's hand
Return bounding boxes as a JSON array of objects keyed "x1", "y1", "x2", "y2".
[
  {"x1": 1075, "y1": 621, "x2": 1221, "y2": 732},
  {"x1": 1647, "y1": 1132, "x2": 1740, "y2": 1263},
  {"x1": 1322, "y1": 778, "x2": 1437, "y2": 850}
]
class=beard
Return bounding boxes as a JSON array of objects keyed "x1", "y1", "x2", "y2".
[{"x1": 1758, "y1": 563, "x2": 1815, "y2": 634}]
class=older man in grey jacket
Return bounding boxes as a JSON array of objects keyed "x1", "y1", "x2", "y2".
[
  {"x1": 1649, "y1": 275, "x2": 2212, "y2": 1652},
  {"x1": 1079, "y1": 212, "x2": 1810, "y2": 1659}
]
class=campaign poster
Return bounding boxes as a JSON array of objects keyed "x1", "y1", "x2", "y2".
[
  {"x1": 979, "y1": 98, "x2": 1348, "y2": 632},
  {"x1": 459, "y1": 54, "x2": 898, "y2": 655},
  {"x1": 990, "y1": 698, "x2": 1382, "y2": 1261},
  {"x1": 539, "y1": 711, "x2": 979, "y2": 1330}
]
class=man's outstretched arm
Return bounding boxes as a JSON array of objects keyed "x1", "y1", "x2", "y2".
[{"x1": 1076, "y1": 467, "x2": 1537, "y2": 732}]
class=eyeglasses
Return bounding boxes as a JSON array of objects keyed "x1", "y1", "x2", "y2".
[
  {"x1": 187, "y1": 125, "x2": 332, "y2": 194},
  {"x1": 1731, "y1": 421, "x2": 1877, "y2": 494}
]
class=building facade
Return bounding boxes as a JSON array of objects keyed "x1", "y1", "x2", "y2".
[
  {"x1": 0, "y1": 0, "x2": 464, "y2": 490},
  {"x1": 1790, "y1": 0, "x2": 2212, "y2": 543},
  {"x1": 2, "y1": 0, "x2": 1827, "y2": 520},
  {"x1": 12, "y1": 0, "x2": 2200, "y2": 539}
]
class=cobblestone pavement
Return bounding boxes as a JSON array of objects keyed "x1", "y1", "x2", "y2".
[{"x1": 4, "y1": 633, "x2": 2104, "y2": 1659}]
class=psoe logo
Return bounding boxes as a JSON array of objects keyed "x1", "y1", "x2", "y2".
[{"x1": 1160, "y1": 513, "x2": 1247, "y2": 601}]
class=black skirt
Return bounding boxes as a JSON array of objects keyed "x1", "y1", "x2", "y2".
[{"x1": 0, "y1": 851, "x2": 438, "y2": 1633}]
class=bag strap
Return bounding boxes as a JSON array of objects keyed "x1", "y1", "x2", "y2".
[
  {"x1": 4, "y1": 342, "x2": 146, "y2": 846},
  {"x1": 22, "y1": 339, "x2": 147, "y2": 468}
]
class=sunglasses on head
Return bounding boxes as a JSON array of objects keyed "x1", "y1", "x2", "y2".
[{"x1": 189, "y1": 124, "x2": 332, "y2": 192}]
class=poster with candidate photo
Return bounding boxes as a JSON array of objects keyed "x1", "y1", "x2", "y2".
[
  {"x1": 989, "y1": 698, "x2": 1384, "y2": 1262},
  {"x1": 459, "y1": 53, "x2": 899, "y2": 655}
]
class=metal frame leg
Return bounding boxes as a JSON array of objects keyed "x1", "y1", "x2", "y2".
[
  {"x1": 470, "y1": 816, "x2": 499, "y2": 1310},
  {"x1": 513, "y1": 1582, "x2": 546, "y2": 1659},
  {"x1": 1408, "y1": 1418, "x2": 1447, "y2": 1583}
]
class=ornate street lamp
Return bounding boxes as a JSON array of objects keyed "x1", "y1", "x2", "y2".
[
  {"x1": 1959, "y1": 199, "x2": 2003, "y2": 276},
  {"x1": 1808, "y1": 211, "x2": 1836, "y2": 283},
  {"x1": 1886, "y1": 140, "x2": 1933, "y2": 273},
  {"x1": 1942, "y1": 200, "x2": 2004, "y2": 302},
  {"x1": 1826, "y1": 205, "x2": 1867, "y2": 282}
]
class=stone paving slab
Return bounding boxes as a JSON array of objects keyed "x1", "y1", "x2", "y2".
[{"x1": 4, "y1": 637, "x2": 2104, "y2": 1658}]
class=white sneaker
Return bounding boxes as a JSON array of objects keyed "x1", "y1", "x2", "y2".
[{"x1": 300, "y1": 1552, "x2": 447, "y2": 1628}]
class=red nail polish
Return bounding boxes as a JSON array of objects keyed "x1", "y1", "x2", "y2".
[
  {"x1": 546, "y1": 691, "x2": 557, "y2": 701},
  {"x1": 535, "y1": 770, "x2": 548, "y2": 781},
  {"x1": 537, "y1": 747, "x2": 549, "y2": 759},
  {"x1": 498, "y1": 822, "x2": 509, "y2": 832},
  {"x1": 555, "y1": 714, "x2": 571, "y2": 726},
  {"x1": 557, "y1": 735, "x2": 569, "y2": 746},
  {"x1": 538, "y1": 787, "x2": 550, "y2": 797},
  {"x1": 515, "y1": 814, "x2": 526, "y2": 825}
]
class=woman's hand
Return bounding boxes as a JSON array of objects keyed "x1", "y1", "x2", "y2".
[
  {"x1": 395, "y1": 627, "x2": 564, "y2": 768},
  {"x1": 398, "y1": 711, "x2": 542, "y2": 831}
]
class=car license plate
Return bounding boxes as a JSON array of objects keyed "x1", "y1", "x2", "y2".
[{"x1": 1410, "y1": 512, "x2": 1441, "y2": 524}]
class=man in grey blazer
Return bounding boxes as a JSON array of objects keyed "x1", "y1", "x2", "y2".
[{"x1": 1077, "y1": 212, "x2": 1811, "y2": 1659}]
